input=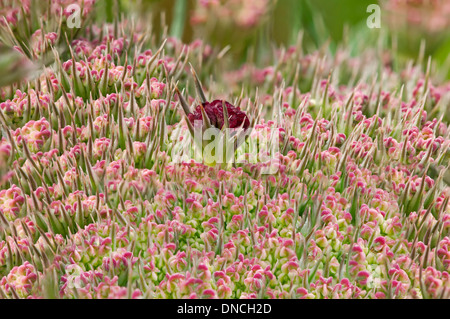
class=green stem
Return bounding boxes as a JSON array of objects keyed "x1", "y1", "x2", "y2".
[{"x1": 170, "y1": 0, "x2": 187, "y2": 40}]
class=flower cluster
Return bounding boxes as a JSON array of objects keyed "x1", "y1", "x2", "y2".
[{"x1": 0, "y1": 2, "x2": 449, "y2": 300}]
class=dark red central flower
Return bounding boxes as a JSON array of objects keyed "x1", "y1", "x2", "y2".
[{"x1": 187, "y1": 100, "x2": 250, "y2": 130}]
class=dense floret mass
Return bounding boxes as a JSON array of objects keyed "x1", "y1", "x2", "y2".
[{"x1": 0, "y1": 0, "x2": 449, "y2": 300}]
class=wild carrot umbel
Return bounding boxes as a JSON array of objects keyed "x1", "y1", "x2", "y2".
[{"x1": 0, "y1": 0, "x2": 449, "y2": 300}]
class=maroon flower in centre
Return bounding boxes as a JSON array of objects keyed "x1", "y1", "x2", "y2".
[{"x1": 187, "y1": 100, "x2": 250, "y2": 130}]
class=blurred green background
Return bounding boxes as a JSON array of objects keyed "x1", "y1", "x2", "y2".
[
  {"x1": 93, "y1": 0, "x2": 449, "y2": 78},
  {"x1": 1, "y1": 0, "x2": 449, "y2": 85}
]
